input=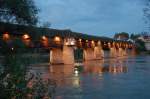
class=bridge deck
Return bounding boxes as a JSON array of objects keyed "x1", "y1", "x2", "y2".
[{"x1": 0, "y1": 22, "x2": 114, "y2": 42}]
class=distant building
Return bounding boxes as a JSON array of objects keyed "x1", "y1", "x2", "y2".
[
  {"x1": 127, "y1": 39, "x2": 135, "y2": 43},
  {"x1": 114, "y1": 32, "x2": 129, "y2": 41},
  {"x1": 137, "y1": 35, "x2": 150, "y2": 51}
]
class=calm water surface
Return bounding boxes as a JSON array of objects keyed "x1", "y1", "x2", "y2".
[{"x1": 29, "y1": 55, "x2": 150, "y2": 99}]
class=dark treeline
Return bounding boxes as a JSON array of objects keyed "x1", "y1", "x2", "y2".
[
  {"x1": 0, "y1": 1, "x2": 56, "y2": 99},
  {"x1": 0, "y1": 0, "x2": 38, "y2": 25}
]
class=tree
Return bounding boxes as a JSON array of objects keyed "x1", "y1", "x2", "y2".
[
  {"x1": 114, "y1": 32, "x2": 129, "y2": 40},
  {"x1": 144, "y1": 0, "x2": 150, "y2": 30},
  {"x1": 130, "y1": 33, "x2": 141, "y2": 40},
  {"x1": 0, "y1": 0, "x2": 38, "y2": 25},
  {"x1": 130, "y1": 33, "x2": 146, "y2": 52},
  {"x1": 42, "y1": 21, "x2": 51, "y2": 28},
  {"x1": 0, "y1": 39, "x2": 56, "y2": 99},
  {"x1": 135, "y1": 39, "x2": 146, "y2": 52}
]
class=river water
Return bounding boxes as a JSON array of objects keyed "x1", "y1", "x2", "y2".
[{"x1": 29, "y1": 55, "x2": 150, "y2": 99}]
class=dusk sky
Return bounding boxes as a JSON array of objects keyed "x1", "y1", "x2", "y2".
[{"x1": 34, "y1": 0, "x2": 147, "y2": 37}]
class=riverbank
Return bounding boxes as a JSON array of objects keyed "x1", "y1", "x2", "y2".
[{"x1": 138, "y1": 51, "x2": 150, "y2": 55}]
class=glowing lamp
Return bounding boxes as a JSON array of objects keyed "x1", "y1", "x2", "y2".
[
  {"x1": 75, "y1": 70, "x2": 79, "y2": 74},
  {"x1": 98, "y1": 41, "x2": 101, "y2": 45},
  {"x1": 65, "y1": 42, "x2": 69, "y2": 45},
  {"x1": 3, "y1": 33, "x2": 10, "y2": 40},
  {"x1": 23, "y1": 34, "x2": 30, "y2": 39},
  {"x1": 54, "y1": 36, "x2": 61, "y2": 42},
  {"x1": 74, "y1": 68, "x2": 79, "y2": 74},
  {"x1": 79, "y1": 39, "x2": 82, "y2": 42},
  {"x1": 65, "y1": 38, "x2": 75, "y2": 45},
  {"x1": 42, "y1": 36, "x2": 47, "y2": 40},
  {"x1": 11, "y1": 47, "x2": 14, "y2": 51},
  {"x1": 71, "y1": 41, "x2": 75, "y2": 45},
  {"x1": 91, "y1": 40, "x2": 95, "y2": 44}
]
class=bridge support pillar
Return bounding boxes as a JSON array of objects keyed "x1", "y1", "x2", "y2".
[
  {"x1": 84, "y1": 48, "x2": 95, "y2": 61},
  {"x1": 117, "y1": 48, "x2": 124, "y2": 57},
  {"x1": 84, "y1": 47, "x2": 104, "y2": 61},
  {"x1": 122, "y1": 48, "x2": 127, "y2": 56},
  {"x1": 63, "y1": 45, "x2": 75, "y2": 64},
  {"x1": 94, "y1": 46, "x2": 104, "y2": 59},
  {"x1": 50, "y1": 46, "x2": 75, "y2": 65},
  {"x1": 110, "y1": 47, "x2": 117, "y2": 58},
  {"x1": 50, "y1": 48, "x2": 63, "y2": 64}
]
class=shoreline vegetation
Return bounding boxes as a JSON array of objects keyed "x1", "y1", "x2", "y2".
[
  {"x1": 0, "y1": 39, "x2": 56, "y2": 99},
  {"x1": 140, "y1": 51, "x2": 150, "y2": 55}
]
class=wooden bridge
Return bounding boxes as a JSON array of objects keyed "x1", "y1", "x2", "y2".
[{"x1": 0, "y1": 22, "x2": 134, "y2": 64}]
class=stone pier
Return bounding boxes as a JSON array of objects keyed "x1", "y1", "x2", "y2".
[
  {"x1": 118, "y1": 48, "x2": 124, "y2": 57},
  {"x1": 50, "y1": 48, "x2": 63, "y2": 64},
  {"x1": 84, "y1": 48, "x2": 95, "y2": 61},
  {"x1": 94, "y1": 46, "x2": 104, "y2": 59},
  {"x1": 84, "y1": 46, "x2": 104, "y2": 61},
  {"x1": 63, "y1": 45, "x2": 75, "y2": 64},
  {"x1": 110, "y1": 47, "x2": 117, "y2": 58}
]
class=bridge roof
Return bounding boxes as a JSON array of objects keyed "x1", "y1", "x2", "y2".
[{"x1": 0, "y1": 22, "x2": 130, "y2": 43}]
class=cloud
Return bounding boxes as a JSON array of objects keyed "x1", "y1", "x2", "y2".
[{"x1": 34, "y1": 0, "x2": 146, "y2": 37}]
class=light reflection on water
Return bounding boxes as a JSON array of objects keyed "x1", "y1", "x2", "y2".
[{"x1": 29, "y1": 55, "x2": 150, "y2": 99}]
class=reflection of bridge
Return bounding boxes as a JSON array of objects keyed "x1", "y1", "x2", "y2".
[{"x1": 0, "y1": 22, "x2": 134, "y2": 64}]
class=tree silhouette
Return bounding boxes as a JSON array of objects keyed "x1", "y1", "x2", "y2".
[
  {"x1": 144, "y1": 0, "x2": 150, "y2": 30},
  {"x1": 0, "y1": 0, "x2": 38, "y2": 25},
  {"x1": 114, "y1": 32, "x2": 129, "y2": 40}
]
